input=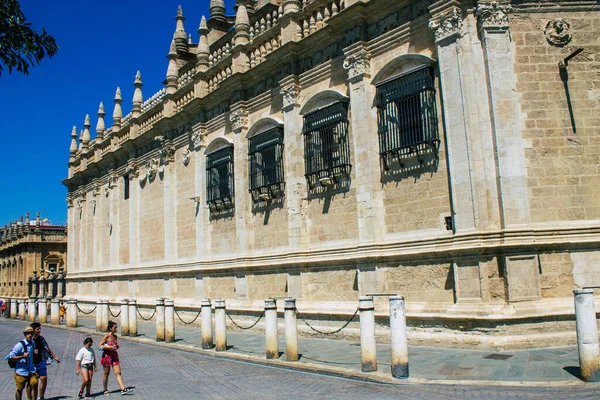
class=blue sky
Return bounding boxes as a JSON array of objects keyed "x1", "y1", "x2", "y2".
[{"x1": 0, "y1": 1, "x2": 236, "y2": 227}]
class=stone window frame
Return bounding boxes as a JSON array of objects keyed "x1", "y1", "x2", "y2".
[{"x1": 205, "y1": 138, "x2": 235, "y2": 212}]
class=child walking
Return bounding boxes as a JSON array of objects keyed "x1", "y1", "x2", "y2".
[{"x1": 75, "y1": 337, "x2": 97, "y2": 399}]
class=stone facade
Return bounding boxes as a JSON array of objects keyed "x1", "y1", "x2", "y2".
[
  {"x1": 63, "y1": 0, "x2": 600, "y2": 349},
  {"x1": 0, "y1": 213, "x2": 68, "y2": 298}
]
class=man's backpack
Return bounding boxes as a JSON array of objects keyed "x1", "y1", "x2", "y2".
[{"x1": 7, "y1": 340, "x2": 27, "y2": 368}]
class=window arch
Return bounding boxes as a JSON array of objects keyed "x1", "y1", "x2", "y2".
[
  {"x1": 247, "y1": 118, "x2": 285, "y2": 203},
  {"x1": 205, "y1": 138, "x2": 234, "y2": 211},
  {"x1": 372, "y1": 54, "x2": 440, "y2": 171}
]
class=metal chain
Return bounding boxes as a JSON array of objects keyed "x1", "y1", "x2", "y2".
[
  {"x1": 297, "y1": 308, "x2": 359, "y2": 335},
  {"x1": 76, "y1": 304, "x2": 97, "y2": 315},
  {"x1": 136, "y1": 308, "x2": 157, "y2": 321},
  {"x1": 226, "y1": 310, "x2": 264, "y2": 330},
  {"x1": 174, "y1": 309, "x2": 202, "y2": 325},
  {"x1": 108, "y1": 306, "x2": 121, "y2": 318}
]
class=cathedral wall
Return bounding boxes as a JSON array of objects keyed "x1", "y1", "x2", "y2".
[
  {"x1": 139, "y1": 172, "x2": 165, "y2": 264},
  {"x1": 175, "y1": 145, "x2": 197, "y2": 259}
]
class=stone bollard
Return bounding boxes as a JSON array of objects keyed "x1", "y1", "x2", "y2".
[
  {"x1": 201, "y1": 299, "x2": 213, "y2": 349},
  {"x1": 214, "y1": 299, "x2": 227, "y2": 351},
  {"x1": 284, "y1": 298, "x2": 299, "y2": 361},
  {"x1": 28, "y1": 298, "x2": 36, "y2": 322},
  {"x1": 164, "y1": 299, "x2": 175, "y2": 343},
  {"x1": 389, "y1": 295, "x2": 409, "y2": 379},
  {"x1": 67, "y1": 299, "x2": 78, "y2": 328},
  {"x1": 50, "y1": 298, "x2": 60, "y2": 325},
  {"x1": 18, "y1": 298, "x2": 26, "y2": 320},
  {"x1": 95, "y1": 300, "x2": 103, "y2": 332},
  {"x1": 359, "y1": 296, "x2": 377, "y2": 372},
  {"x1": 38, "y1": 298, "x2": 48, "y2": 323},
  {"x1": 265, "y1": 298, "x2": 279, "y2": 359},
  {"x1": 100, "y1": 300, "x2": 109, "y2": 332},
  {"x1": 128, "y1": 299, "x2": 138, "y2": 336},
  {"x1": 120, "y1": 299, "x2": 129, "y2": 336},
  {"x1": 155, "y1": 298, "x2": 165, "y2": 342},
  {"x1": 574, "y1": 289, "x2": 600, "y2": 382},
  {"x1": 10, "y1": 298, "x2": 18, "y2": 319}
]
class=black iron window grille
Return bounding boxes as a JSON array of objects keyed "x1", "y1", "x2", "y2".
[
  {"x1": 302, "y1": 101, "x2": 351, "y2": 190},
  {"x1": 206, "y1": 146, "x2": 234, "y2": 211},
  {"x1": 376, "y1": 66, "x2": 440, "y2": 170},
  {"x1": 123, "y1": 175, "x2": 130, "y2": 200},
  {"x1": 248, "y1": 127, "x2": 285, "y2": 202}
]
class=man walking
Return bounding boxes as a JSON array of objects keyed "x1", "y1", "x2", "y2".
[
  {"x1": 31, "y1": 322, "x2": 61, "y2": 400},
  {"x1": 5, "y1": 325, "x2": 38, "y2": 400}
]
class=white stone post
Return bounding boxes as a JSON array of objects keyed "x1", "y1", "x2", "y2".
[
  {"x1": 38, "y1": 298, "x2": 47, "y2": 323},
  {"x1": 156, "y1": 298, "x2": 165, "y2": 342},
  {"x1": 50, "y1": 298, "x2": 60, "y2": 325},
  {"x1": 265, "y1": 298, "x2": 279, "y2": 359},
  {"x1": 120, "y1": 299, "x2": 129, "y2": 336},
  {"x1": 67, "y1": 299, "x2": 78, "y2": 327},
  {"x1": 164, "y1": 299, "x2": 175, "y2": 343},
  {"x1": 359, "y1": 296, "x2": 377, "y2": 372},
  {"x1": 214, "y1": 299, "x2": 227, "y2": 351},
  {"x1": 18, "y1": 298, "x2": 26, "y2": 320},
  {"x1": 100, "y1": 299, "x2": 109, "y2": 332},
  {"x1": 574, "y1": 289, "x2": 600, "y2": 382},
  {"x1": 128, "y1": 299, "x2": 137, "y2": 336},
  {"x1": 27, "y1": 297, "x2": 36, "y2": 322},
  {"x1": 389, "y1": 295, "x2": 409, "y2": 378},
  {"x1": 284, "y1": 298, "x2": 299, "y2": 361},
  {"x1": 95, "y1": 299, "x2": 103, "y2": 331},
  {"x1": 201, "y1": 299, "x2": 213, "y2": 349},
  {"x1": 10, "y1": 298, "x2": 18, "y2": 319}
]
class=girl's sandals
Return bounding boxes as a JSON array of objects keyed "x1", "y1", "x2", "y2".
[
  {"x1": 104, "y1": 390, "x2": 110, "y2": 396},
  {"x1": 120, "y1": 388, "x2": 131, "y2": 396}
]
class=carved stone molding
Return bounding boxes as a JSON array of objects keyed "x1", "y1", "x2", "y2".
[
  {"x1": 146, "y1": 158, "x2": 160, "y2": 181},
  {"x1": 75, "y1": 199, "x2": 84, "y2": 211},
  {"x1": 191, "y1": 130, "x2": 205, "y2": 149},
  {"x1": 476, "y1": 1, "x2": 512, "y2": 31},
  {"x1": 66, "y1": 195, "x2": 73, "y2": 208},
  {"x1": 280, "y1": 83, "x2": 302, "y2": 111},
  {"x1": 429, "y1": 7, "x2": 463, "y2": 44},
  {"x1": 155, "y1": 135, "x2": 175, "y2": 163},
  {"x1": 182, "y1": 148, "x2": 191, "y2": 166},
  {"x1": 92, "y1": 182, "x2": 100, "y2": 197},
  {"x1": 343, "y1": 50, "x2": 371, "y2": 83},
  {"x1": 107, "y1": 172, "x2": 119, "y2": 189},
  {"x1": 125, "y1": 164, "x2": 139, "y2": 180},
  {"x1": 230, "y1": 110, "x2": 249, "y2": 132},
  {"x1": 545, "y1": 18, "x2": 572, "y2": 47}
]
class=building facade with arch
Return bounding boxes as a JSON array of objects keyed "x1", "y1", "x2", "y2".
[{"x1": 62, "y1": 0, "x2": 600, "y2": 349}]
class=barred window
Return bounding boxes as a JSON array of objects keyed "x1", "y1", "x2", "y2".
[
  {"x1": 375, "y1": 66, "x2": 439, "y2": 170},
  {"x1": 206, "y1": 146, "x2": 234, "y2": 211},
  {"x1": 248, "y1": 127, "x2": 285, "y2": 202},
  {"x1": 302, "y1": 101, "x2": 351, "y2": 190},
  {"x1": 123, "y1": 175, "x2": 130, "y2": 200}
]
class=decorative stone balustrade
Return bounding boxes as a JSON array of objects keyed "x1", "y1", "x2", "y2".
[
  {"x1": 141, "y1": 88, "x2": 166, "y2": 113},
  {"x1": 140, "y1": 108, "x2": 165, "y2": 135},
  {"x1": 298, "y1": 0, "x2": 344, "y2": 39},
  {"x1": 208, "y1": 65, "x2": 233, "y2": 94},
  {"x1": 174, "y1": 89, "x2": 195, "y2": 113},
  {"x1": 178, "y1": 67, "x2": 198, "y2": 89},
  {"x1": 248, "y1": 34, "x2": 282, "y2": 69},
  {"x1": 249, "y1": 6, "x2": 282, "y2": 42}
]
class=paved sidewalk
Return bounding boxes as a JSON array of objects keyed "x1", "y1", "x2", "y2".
[{"x1": 57, "y1": 316, "x2": 594, "y2": 388}]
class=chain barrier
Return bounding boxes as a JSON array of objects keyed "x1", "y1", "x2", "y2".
[
  {"x1": 108, "y1": 305, "x2": 121, "y2": 318},
  {"x1": 175, "y1": 309, "x2": 202, "y2": 325},
  {"x1": 226, "y1": 310, "x2": 264, "y2": 330},
  {"x1": 296, "y1": 307, "x2": 359, "y2": 335},
  {"x1": 76, "y1": 304, "x2": 97, "y2": 315},
  {"x1": 136, "y1": 308, "x2": 157, "y2": 321}
]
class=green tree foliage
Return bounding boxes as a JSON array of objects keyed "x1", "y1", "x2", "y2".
[{"x1": 0, "y1": 0, "x2": 58, "y2": 76}]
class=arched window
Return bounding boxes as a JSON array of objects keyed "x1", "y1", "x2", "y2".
[
  {"x1": 247, "y1": 119, "x2": 285, "y2": 202},
  {"x1": 206, "y1": 141, "x2": 234, "y2": 212},
  {"x1": 373, "y1": 55, "x2": 440, "y2": 170}
]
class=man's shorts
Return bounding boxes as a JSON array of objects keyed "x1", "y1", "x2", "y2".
[
  {"x1": 14, "y1": 372, "x2": 38, "y2": 391},
  {"x1": 35, "y1": 361, "x2": 48, "y2": 377}
]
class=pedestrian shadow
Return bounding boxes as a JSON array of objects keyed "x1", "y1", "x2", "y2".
[
  {"x1": 45, "y1": 397, "x2": 71, "y2": 400},
  {"x1": 563, "y1": 366, "x2": 581, "y2": 379}
]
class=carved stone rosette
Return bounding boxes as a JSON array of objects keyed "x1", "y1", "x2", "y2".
[
  {"x1": 230, "y1": 110, "x2": 249, "y2": 132},
  {"x1": 429, "y1": 7, "x2": 463, "y2": 44},
  {"x1": 545, "y1": 18, "x2": 572, "y2": 47},
  {"x1": 280, "y1": 83, "x2": 302, "y2": 111},
  {"x1": 476, "y1": 1, "x2": 512, "y2": 31},
  {"x1": 343, "y1": 50, "x2": 371, "y2": 83}
]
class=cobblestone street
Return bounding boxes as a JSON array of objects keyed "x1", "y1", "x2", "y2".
[{"x1": 2, "y1": 320, "x2": 600, "y2": 400}]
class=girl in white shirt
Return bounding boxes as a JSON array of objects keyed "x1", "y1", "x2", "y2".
[{"x1": 75, "y1": 337, "x2": 97, "y2": 399}]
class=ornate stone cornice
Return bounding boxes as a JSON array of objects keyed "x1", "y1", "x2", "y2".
[
  {"x1": 125, "y1": 163, "x2": 139, "y2": 179},
  {"x1": 280, "y1": 83, "x2": 302, "y2": 111},
  {"x1": 476, "y1": 1, "x2": 512, "y2": 31},
  {"x1": 229, "y1": 110, "x2": 249, "y2": 132},
  {"x1": 429, "y1": 6, "x2": 463, "y2": 44},
  {"x1": 343, "y1": 50, "x2": 371, "y2": 84}
]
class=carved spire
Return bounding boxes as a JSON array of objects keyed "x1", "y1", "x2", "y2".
[
  {"x1": 113, "y1": 87, "x2": 123, "y2": 129},
  {"x1": 81, "y1": 114, "x2": 91, "y2": 151},
  {"x1": 35, "y1": 211, "x2": 41, "y2": 231},
  {"x1": 96, "y1": 102, "x2": 106, "y2": 140},
  {"x1": 197, "y1": 16, "x2": 210, "y2": 68},
  {"x1": 18, "y1": 216, "x2": 24, "y2": 235},
  {"x1": 132, "y1": 71, "x2": 143, "y2": 117},
  {"x1": 174, "y1": 5, "x2": 189, "y2": 54},
  {"x1": 166, "y1": 39, "x2": 179, "y2": 94},
  {"x1": 235, "y1": 1, "x2": 251, "y2": 46},
  {"x1": 24, "y1": 212, "x2": 30, "y2": 233},
  {"x1": 210, "y1": 0, "x2": 226, "y2": 22},
  {"x1": 78, "y1": 129, "x2": 84, "y2": 151},
  {"x1": 69, "y1": 126, "x2": 78, "y2": 160}
]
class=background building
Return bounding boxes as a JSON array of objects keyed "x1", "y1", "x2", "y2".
[
  {"x1": 62, "y1": 0, "x2": 600, "y2": 349},
  {"x1": 0, "y1": 212, "x2": 67, "y2": 299}
]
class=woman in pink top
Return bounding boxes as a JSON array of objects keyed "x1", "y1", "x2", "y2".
[{"x1": 98, "y1": 321, "x2": 131, "y2": 396}]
